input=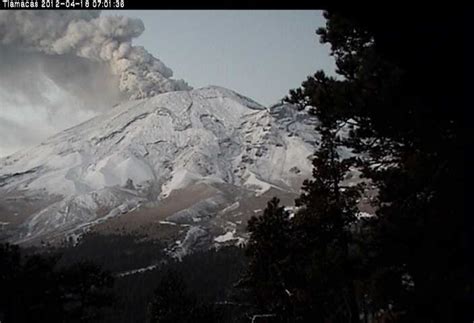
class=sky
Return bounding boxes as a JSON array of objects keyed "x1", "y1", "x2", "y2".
[
  {"x1": 106, "y1": 10, "x2": 336, "y2": 106},
  {"x1": 0, "y1": 10, "x2": 335, "y2": 157}
]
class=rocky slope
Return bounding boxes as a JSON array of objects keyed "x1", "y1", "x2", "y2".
[{"x1": 0, "y1": 86, "x2": 320, "y2": 255}]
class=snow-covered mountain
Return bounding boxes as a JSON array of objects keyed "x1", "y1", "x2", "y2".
[{"x1": 0, "y1": 86, "x2": 319, "y2": 254}]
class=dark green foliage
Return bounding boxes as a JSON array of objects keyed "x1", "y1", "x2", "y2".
[
  {"x1": 56, "y1": 233, "x2": 246, "y2": 323},
  {"x1": 96, "y1": 245, "x2": 247, "y2": 323},
  {"x1": 306, "y1": 11, "x2": 468, "y2": 323},
  {"x1": 0, "y1": 243, "x2": 114, "y2": 323},
  {"x1": 292, "y1": 129, "x2": 362, "y2": 323},
  {"x1": 243, "y1": 129, "x2": 363, "y2": 322},
  {"x1": 244, "y1": 198, "x2": 293, "y2": 320},
  {"x1": 59, "y1": 261, "x2": 115, "y2": 322},
  {"x1": 148, "y1": 270, "x2": 196, "y2": 322},
  {"x1": 144, "y1": 247, "x2": 247, "y2": 323},
  {"x1": 244, "y1": 9, "x2": 469, "y2": 323},
  {"x1": 148, "y1": 270, "x2": 220, "y2": 323},
  {"x1": 57, "y1": 232, "x2": 166, "y2": 273},
  {"x1": 1, "y1": 238, "x2": 247, "y2": 323},
  {"x1": 1, "y1": 10, "x2": 468, "y2": 323}
]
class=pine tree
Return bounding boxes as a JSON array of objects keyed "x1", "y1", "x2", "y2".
[
  {"x1": 285, "y1": 9, "x2": 469, "y2": 322},
  {"x1": 148, "y1": 270, "x2": 196, "y2": 323},
  {"x1": 245, "y1": 9, "x2": 468, "y2": 322},
  {"x1": 243, "y1": 112, "x2": 364, "y2": 322},
  {"x1": 244, "y1": 197, "x2": 293, "y2": 321},
  {"x1": 148, "y1": 270, "x2": 220, "y2": 323},
  {"x1": 0, "y1": 243, "x2": 115, "y2": 323},
  {"x1": 290, "y1": 125, "x2": 362, "y2": 323}
]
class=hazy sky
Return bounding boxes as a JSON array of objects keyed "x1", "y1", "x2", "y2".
[
  {"x1": 107, "y1": 10, "x2": 336, "y2": 106},
  {"x1": 0, "y1": 10, "x2": 335, "y2": 157}
]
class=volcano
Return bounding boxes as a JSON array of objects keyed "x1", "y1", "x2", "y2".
[{"x1": 0, "y1": 86, "x2": 321, "y2": 255}]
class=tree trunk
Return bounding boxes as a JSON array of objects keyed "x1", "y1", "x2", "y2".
[{"x1": 348, "y1": 280, "x2": 360, "y2": 323}]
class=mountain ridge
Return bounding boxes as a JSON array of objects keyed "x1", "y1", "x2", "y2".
[{"x1": 0, "y1": 86, "x2": 319, "y2": 252}]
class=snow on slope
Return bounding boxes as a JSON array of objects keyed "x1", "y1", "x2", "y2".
[{"x1": 0, "y1": 86, "x2": 319, "y2": 245}]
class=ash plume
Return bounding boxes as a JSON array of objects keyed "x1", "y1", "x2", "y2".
[
  {"x1": 0, "y1": 11, "x2": 190, "y2": 99},
  {"x1": 0, "y1": 11, "x2": 191, "y2": 157}
]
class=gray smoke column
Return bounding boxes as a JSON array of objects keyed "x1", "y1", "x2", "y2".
[{"x1": 0, "y1": 11, "x2": 191, "y2": 99}]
